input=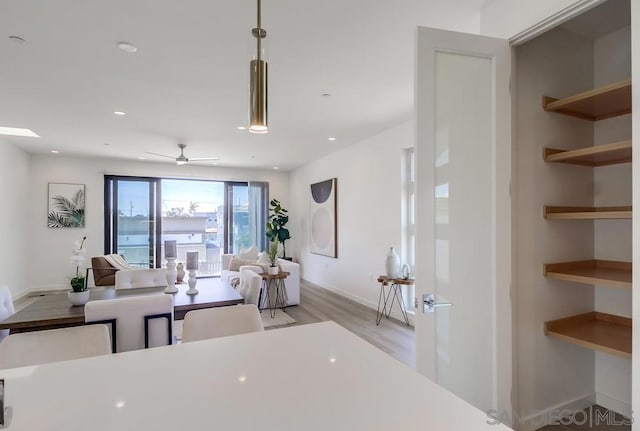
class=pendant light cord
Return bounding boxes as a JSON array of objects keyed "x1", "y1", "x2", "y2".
[{"x1": 256, "y1": 0, "x2": 262, "y2": 62}]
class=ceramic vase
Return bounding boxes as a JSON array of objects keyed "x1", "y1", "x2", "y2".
[
  {"x1": 268, "y1": 265, "x2": 279, "y2": 275},
  {"x1": 68, "y1": 290, "x2": 90, "y2": 306},
  {"x1": 176, "y1": 262, "x2": 185, "y2": 283},
  {"x1": 385, "y1": 247, "x2": 401, "y2": 279}
]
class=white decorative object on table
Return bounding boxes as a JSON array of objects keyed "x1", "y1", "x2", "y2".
[
  {"x1": 401, "y1": 264, "x2": 411, "y2": 280},
  {"x1": 176, "y1": 262, "x2": 185, "y2": 283},
  {"x1": 385, "y1": 247, "x2": 401, "y2": 278},
  {"x1": 69, "y1": 236, "x2": 89, "y2": 306},
  {"x1": 68, "y1": 290, "x2": 90, "y2": 306},
  {"x1": 186, "y1": 251, "x2": 199, "y2": 295},
  {"x1": 164, "y1": 240, "x2": 178, "y2": 294}
]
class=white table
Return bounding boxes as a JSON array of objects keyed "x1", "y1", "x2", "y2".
[{"x1": 1, "y1": 322, "x2": 511, "y2": 430}]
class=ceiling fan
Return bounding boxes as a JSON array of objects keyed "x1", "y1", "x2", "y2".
[{"x1": 145, "y1": 144, "x2": 220, "y2": 165}]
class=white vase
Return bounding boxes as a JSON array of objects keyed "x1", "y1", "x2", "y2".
[
  {"x1": 268, "y1": 266, "x2": 279, "y2": 275},
  {"x1": 176, "y1": 262, "x2": 185, "y2": 283},
  {"x1": 68, "y1": 290, "x2": 90, "y2": 306},
  {"x1": 385, "y1": 247, "x2": 401, "y2": 279}
]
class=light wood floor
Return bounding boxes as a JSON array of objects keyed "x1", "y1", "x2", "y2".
[
  {"x1": 281, "y1": 279, "x2": 415, "y2": 368},
  {"x1": 536, "y1": 405, "x2": 630, "y2": 431}
]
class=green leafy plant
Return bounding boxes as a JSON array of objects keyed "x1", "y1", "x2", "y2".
[
  {"x1": 70, "y1": 236, "x2": 87, "y2": 292},
  {"x1": 266, "y1": 240, "x2": 279, "y2": 267},
  {"x1": 266, "y1": 199, "x2": 291, "y2": 258},
  {"x1": 48, "y1": 189, "x2": 85, "y2": 227}
]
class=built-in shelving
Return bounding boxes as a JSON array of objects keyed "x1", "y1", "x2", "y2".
[
  {"x1": 544, "y1": 260, "x2": 631, "y2": 289},
  {"x1": 543, "y1": 79, "x2": 631, "y2": 121},
  {"x1": 543, "y1": 206, "x2": 632, "y2": 220},
  {"x1": 544, "y1": 312, "x2": 631, "y2": 359},
  {"x1": 543, "y1": 140, "x2": 632, "y2": 167}
]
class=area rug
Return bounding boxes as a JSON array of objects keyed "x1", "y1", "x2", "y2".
[{"x1": 173, "y1": 309, "x2": 296, "y2": 341}]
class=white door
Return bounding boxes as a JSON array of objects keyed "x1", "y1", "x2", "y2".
[{"x1": 414, "y1": 27, "x2": 512, "y2": 423}]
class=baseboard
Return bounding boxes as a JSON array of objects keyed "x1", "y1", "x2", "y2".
[
  {"x1": 302, "y1": 276, "x2": 415, "y2": 326},
  {"x1": 595, "y1": 392, "x2": 631, "y2": 419},
  {"x1": 516, "y1": 393, "x2": 595, "y2": 431}
]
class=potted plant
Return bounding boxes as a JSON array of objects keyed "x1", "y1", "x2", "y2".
[
  {"x1": 68, "y1": 236, "x2": 89, "y2": 306},
  {"x1": 266, "y1": 240, "x2": 279, "y2": 275},
  {"x1": 266, "y1": 199, "x2": 292, "y2": 260}
]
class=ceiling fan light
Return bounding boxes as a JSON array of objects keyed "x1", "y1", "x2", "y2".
[{"x1": 176, "y1": 160, "x2": 188, "y2": 166}]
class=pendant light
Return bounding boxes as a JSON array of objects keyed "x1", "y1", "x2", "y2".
[{"x1": 249, "y1": 0, "x2": 268, "y2": 134}]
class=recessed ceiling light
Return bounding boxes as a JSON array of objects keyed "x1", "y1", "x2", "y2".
[
  {"x1": 322, "y1": 93, "x2": 331, "y2": 97},
  {"x1": 273, "y1": 166, "x2": 279, "y2": 170},
  {"x1": 8, "y1": 35, "x2": 25, "y2": 44},
  {"x1": 250, "y1": 155, "x2": 255, "y2": 159},
  {"x1": 328, "y1": 137, "x2": 336, "y2": 141},
  {"x1": 237, "y1": 126, "x2": 247, "y2": 130},
  {"x1": 103, "y1": 142, "x2": 110, "y2": 146},
  {"x1": 0, "y1": 126, "x2": 39, "y2": 137},
  {"x1": 138, "y1": 157, "x2": 146, "y2": 160},
  {"x1": 113, "y1": 111, "x2": 126, "y2": 116},
  {"x1": 51, "y1": 150, "x2": 60, "y2": 154},
  {"x1": 117, "y1": 42, "x2": 138, "y2": 53}
]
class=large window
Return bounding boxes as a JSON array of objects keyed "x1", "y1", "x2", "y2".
[{"x1": 105, "y1": 176, "x2": 268, "y2": 276}]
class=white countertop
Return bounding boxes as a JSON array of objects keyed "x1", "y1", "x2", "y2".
[{"x1": 2, "y1": 321, "x2": 510, "y2": 430}]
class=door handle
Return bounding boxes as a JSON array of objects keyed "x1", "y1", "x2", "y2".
[{"x1": 422, "y1": 293, "x2": 452, "y2": 313}]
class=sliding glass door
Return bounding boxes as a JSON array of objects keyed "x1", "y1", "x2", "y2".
[
  {"x1": 105, "y1": 176, "x2": 268, "y2": 275},
  {"x1": 104, "y1": 176, "x2": 160, "y2": 268},
  {"x1": 161, "y1": 179, "x2": 224, "y2": 276}
]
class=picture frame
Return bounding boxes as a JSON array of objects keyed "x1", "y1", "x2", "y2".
[
  {"x1": 309, "y1": 178, "x2": 337, "y2": 258},
  {"x1": 47, "y1": 183, "x2": 85, "y2": 228}
]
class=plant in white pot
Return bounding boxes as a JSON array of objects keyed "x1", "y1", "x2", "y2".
[
  {"x1": 68, "y1": 236, "x2": 89, "y2": 306},
  {"x1": 266, "y1": 241, "x2": 280, "y2": 275}
]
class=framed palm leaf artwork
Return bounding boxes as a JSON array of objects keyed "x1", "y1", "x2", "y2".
[{"x1": 48, "y1": 183, "x2": 85, "y2": 228}]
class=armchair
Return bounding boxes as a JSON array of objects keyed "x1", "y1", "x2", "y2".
[
  {"x1": 91, "y1": 254, "x2": 167, "y2": 289},
  {"x1": 91, "y1": 256, "x2": 120, "y2": 286}
]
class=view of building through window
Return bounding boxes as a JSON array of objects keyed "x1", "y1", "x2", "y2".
[{"x1": 109, "y1": 176, "x2": 250, "y2": 277}]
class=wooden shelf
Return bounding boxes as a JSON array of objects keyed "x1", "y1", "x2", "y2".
[
  {"x1": 544, "y1": 206, "x2": 631, "y2": 220},
  {"x1": 544, "y1": 260, "x2": 631, "y2": 289},
  {"x1": 543, "y1": 140, "x2": 632, "y2": 166},
  {"x1": 543, "y1": 79, "x2": 631, "y2": 121},
  {"x1": 544, "y1": 312, "x2": 631, "y2": 359}
]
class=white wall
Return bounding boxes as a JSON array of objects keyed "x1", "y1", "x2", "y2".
[
  {"x1": 288, "y1": 121, "x2": 412, "y2": 316},
  {"x1": 0, "y1": 141, "x2": 31, "y2": 298},
  {"x1": 480, "y1": 0, "x2": 598, "y2": 39},
  {"x1": 421, "y1": 0, "x2": 482, "y2": 33},
  {"x1": 592, "y1": 25, "x2": 632, "y2": 416},
  {"x1": 27, "y1": 154, "x2": 289, "y2": 292}
]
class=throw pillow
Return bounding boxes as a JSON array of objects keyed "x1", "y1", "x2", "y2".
[
  {"x1": 238, "y1": 245, "x2": 259, "y2": 261},
  {"x1": 256, "y1": 253, "x2": 271, "y2": 266},
  {"x1": 228, "y1": 257, "x2": 255, "y2": 272}
]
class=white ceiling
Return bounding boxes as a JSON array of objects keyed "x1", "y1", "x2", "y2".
[{"x1": 0, "y1": 0, "x2": 433, "y2": 171}]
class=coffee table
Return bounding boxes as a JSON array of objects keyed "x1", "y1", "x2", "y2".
[{"x1": 0, "y1": 277, "x2": 243, "y2": 333}]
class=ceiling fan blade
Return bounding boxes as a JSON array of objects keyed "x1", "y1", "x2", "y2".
[
  {"x1": 188, "y1": 157, "x2": 220, "y2": 161},
  {"x1": 144, "y1": 151, "x2": 175, "y2": 159}
]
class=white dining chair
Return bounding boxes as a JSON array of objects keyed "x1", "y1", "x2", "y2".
[
  {"x1": 237, "y1": 268, "x2": 262, "y2": 306},
  {"x1": 85, "y1": 294, "x2": 173, "y2": 353},
  {"x1": 0, "y1": 325, "x2": 111, "y2": 369},
  {"x1": 181, "y1": 304, "x2": 263, "y2": 343},
  {"x1": 0, "y1": 286, "x2": 15, "y2": 343}
]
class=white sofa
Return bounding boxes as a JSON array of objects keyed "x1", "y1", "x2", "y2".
[
  {"x1": 115, "y1": 268, "x2": 167, "y2": 290},
  {"x1": 221, "y1": 254, "x2": 300, "y2": 306}
]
